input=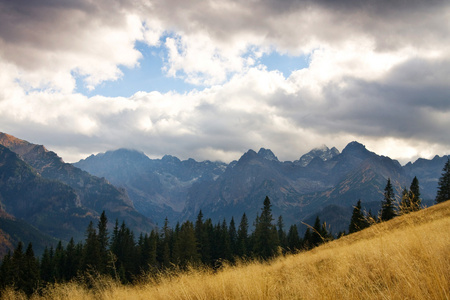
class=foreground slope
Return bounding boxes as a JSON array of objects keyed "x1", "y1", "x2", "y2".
[{"x1": 9, "y1": 201, "x2": 449, "y2": 299}]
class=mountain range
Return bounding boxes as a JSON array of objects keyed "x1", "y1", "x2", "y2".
[
  {"x1": 74, "y1": 140, "x2": 448, "y2": 234},
  {"x1": 0, "y1": 132, "x2": 447, "y2": 255}
]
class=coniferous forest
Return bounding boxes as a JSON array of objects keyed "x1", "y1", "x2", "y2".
[{"x1": 1, "y1": 158, "x2": 450, "y2": 297}]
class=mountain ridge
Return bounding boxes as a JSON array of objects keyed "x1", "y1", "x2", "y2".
[{"x1": 73, "y1": 140, "x2": 448, "y2": 233}]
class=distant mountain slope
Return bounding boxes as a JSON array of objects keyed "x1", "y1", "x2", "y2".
[
  {"x1": 74, "y1": 149, "x2": 226, "y2": 225},
  {"x1": 0, "y1": 133, "x2": 155, "y2": 236},
  {"x1": 0, "y1": 210, "x2": 58, "y2": 258},
  {"x1": 0, "y1": 144, "x2": 93, "y2": 241},
  {"x1": 74, "y1": 140, "x2": 448, "y2": 234}
]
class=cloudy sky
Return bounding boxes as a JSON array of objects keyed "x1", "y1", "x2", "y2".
[{"x1": 1, "y1": 0, "x2": 449, "y2": 164}]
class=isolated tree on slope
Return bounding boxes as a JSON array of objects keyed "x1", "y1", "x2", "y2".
[
  {"x1": 380, "y1": 178, "x2": 396, "y2": 221},
  {"x1": 436, "y1": 158, "x2": 450, "y2": 203},
  {"x1": 409, "y1": 176, "x2": 421, "y2": 209},
  {"x1": 349, "y1": 199, "x2": 369, "y2": 233}
]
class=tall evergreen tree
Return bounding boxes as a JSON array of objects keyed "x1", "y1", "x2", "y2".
[
  {"x1": 177, "y1": 221, "x2": 200, "y2": 267},
  {"x1": 195, "y1": 210, "x2": 211, "y2": 265},
  {"x1": 82, "y1": 221, "x2": 101, "y2": 272},
  {"x1": 228, "y1": 217, "x2": 238, "y2": 258},
  {"x1": 287, "y1": 224, "x2": 301, "y2": 252},
  {"x1": 311, "y1": 216, "x2": 323, "y2": 247},
  {"x1": 380, "y1": 178, "x2": 397, "y2": 221},
  {"x1": 277, "y1": 215, "x2": 287, "y2": 250},
  {"x1": 40, "y1": 246, "x2": 53, "y2": 283},
  {"x1": 97, "y1": 211, "x2": 110, "y2": 274},
  {"x1": 0, "y1": 251, "x2": 13, "y2": 288},
  {"x1": 410, "y1": 176, "x2": 421, "y2": 210},
  {"x1": 237, "y1": 213, "x2": 249, "y2": 257},
  {"x1": 252, "y1": 196, "x2": 279, "y2": 259},
  {"x1": 348, "y1": 200, "x2": 369, "y2": 233},
  {"x1": 436, "y1": 158, "x2": 450, "y2": 203},
  {"x1": 64, "y1": 238, "x2": 79, "y2": 281},
  {"x1": 22, "y1": 243, "x2": 39, "y2": 296},
  {"x1": 53, "y1": 241, "x2": 65, "y2": 281}
]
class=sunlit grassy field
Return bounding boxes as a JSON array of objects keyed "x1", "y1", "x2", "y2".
[{"x1": 3, "y1": 201, "x2": 450, "y2": 299}]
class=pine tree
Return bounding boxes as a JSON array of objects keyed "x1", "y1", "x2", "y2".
[
  {"x1": 177, "y1": 220, "x2": 200, "y2": 268},
  {"x1": 287, "y1": 224, "x2": 301, "y2": 252},
  {"x1": 97, "y1": 211, "x2": 109, "y2": 274},
  {"x1": 64, "y1": 238, "x2": 79, "y2": 281},
  {"x1": 303, "y1": 228, "x2": 312, "y2": 250},
  {"x1": 195, "y1": 210, "x2": 211, "y2": 265},
  {"x1": 22, "y1": 243, "x2": 39, "y2": 296},
  {"x1": 436, "y1": 158, "x2": 450, "y2": 203},
  {"x1": 228, "y1": 217, "x2": 238, "y2": 257},
  {"x1": 82, "y1": 221, "x2": 101, "y2": 272},
  {"x1": 380, "y1": 178, "x2": 397, "y2": 221},
  {"x1": 53, "y1": 241, "x2": 65, "y2": 281},
  {"x1": 410, "y1": 176, "x2": 421, "y2": 210},
  {"x1": 11, "y1": 242, "x2": 24, "y2": 290},
  {"x1": 0, "y1": 251, "x2": 13, "y2": 288},
  {"x1": 399, "y1": 187, "x2": 412, "y2": 215},
  {"x1": 40, "y1": 246, "x2": 53, "y2": 283},
  {"x1": 348, "y1": 200, "x2": 369, "y2": 233},
  {"x1": 277, "y1": 215, "x2": 287, "y2": 250},
  {"x1": 252, "y1": 196, "x2": 279, "y2": 259},
  {"x1": 311, "y1": 216, "x2": 323, "y2": 247},
  {"x1": 237, "y1": 213, "x2": 249, "y2": 257}
]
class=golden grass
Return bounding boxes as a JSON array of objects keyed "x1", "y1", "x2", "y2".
[{"x1": 6, "y1": 201, "x2": 450, "y2": 299}]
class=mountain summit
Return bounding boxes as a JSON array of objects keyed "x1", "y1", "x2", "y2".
[{"x1": 296, "y1": 144, "x2": 340, "y2": 166}]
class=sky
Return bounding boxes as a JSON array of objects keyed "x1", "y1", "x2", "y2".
[{"x1": 0, "y1": 0, "x2": 449, "y2": 165}]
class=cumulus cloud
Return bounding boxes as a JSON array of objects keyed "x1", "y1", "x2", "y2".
[{"x1": 0, "y1": 0, "x2": 450, "y2": 164}]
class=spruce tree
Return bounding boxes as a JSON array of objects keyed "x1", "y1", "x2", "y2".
[
  {"x1": 237, "y1": 213, "x2": 249, "y2": 257},
  {"x1": 53, "y1": 241, "x2": 65, "y2": 281},
  {"x1": 82, "y1": 221, "x2": 101, "y2": 272},
  {"x1": 287, "y1": 224, "x2": 301, "y2": 252},
  {"x1": 277, "y1": 215, "x2": 287, "y2": 250},
  {"x1": 252, "y1": 196, "x2": 279, "y2": 259},
  {"x1": 349, "y1": 200, "x2": 369, "y2": 233},
  {"x1": 311, "y1": 216, "x2": 323, "y2": 247},
  {"x1": 436, "y1": 158, "x2": 450, "y2": 203},
  {"x1": 0, "y1": 251, "x2": 13, "y2": 288},
  {"x1": 380, "y1": 178, "x2": 396, "y2": 221},
  {"x1": 22, "y1": 243, "x2": 39, "y2": 296},
  {"x1": 64, "y1": 238, "x2": 78, "y2": 281},
  {"x1": 97, "y1": 211, "x2": 109, "y2": 274},
  {"x1": 228, "y1": 217, "x2": 238, "y2": 257},
  {"x1": 410, "y1": 176, "x2": 421, "y2": 210},
  {"x1": 177, "y1": 221, "x2": 200, "y2": 268},
  {"x1": 399, "y1": 187, "x2": 412, "y2": 215}
]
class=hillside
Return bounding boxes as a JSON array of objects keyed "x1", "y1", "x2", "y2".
[{"x1": 5, "y1": 200, "x2": 449, "y2": 299}]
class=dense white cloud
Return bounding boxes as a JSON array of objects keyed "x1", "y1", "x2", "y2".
[{"x1": 0, "y1": 0, "x2": 449, "y2": 164}]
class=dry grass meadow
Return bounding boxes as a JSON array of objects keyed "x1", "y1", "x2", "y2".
[{"x1": 3, "y1": 201, "x2": 450, "y2": 299}]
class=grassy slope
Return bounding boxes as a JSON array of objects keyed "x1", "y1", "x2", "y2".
[{"x1": 4, "y1": 201, "x2": 450, "y2": 299}]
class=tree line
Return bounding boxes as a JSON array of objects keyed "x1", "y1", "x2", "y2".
[
  {"x1": 348, "y1": 158, "x2": 450, "y2": 234},
  {"x1": 0, "y1": 196, "x2": 333, "y2": 296},
  {"x1": 1, "y1": 158, "x2": 449, "y2": 296}
]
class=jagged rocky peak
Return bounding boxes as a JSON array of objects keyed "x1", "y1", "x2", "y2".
[
  {"x1": 341, "y1": 141, "x2": 372, "y2": 157},
  {"x1": 257, "y1": 148, "x2": 279, "y2": 162},
  {"x1": 161, "y1": 154, "x2": 181, "y2": 164},
  {"x1": 297, "y1": 144, "x2": 340, "y2": 167}
]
